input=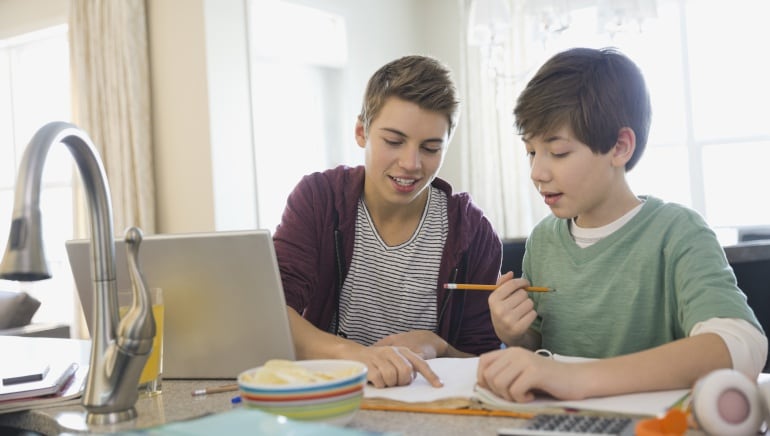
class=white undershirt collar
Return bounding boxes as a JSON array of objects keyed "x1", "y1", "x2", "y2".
[{"x1": 570, "y1": 200, "x2": 645, "y2": 248}]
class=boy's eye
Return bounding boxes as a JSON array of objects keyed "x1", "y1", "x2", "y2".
[{"x1": 552, "y1": 152, "x2": 569, "y2": 158}]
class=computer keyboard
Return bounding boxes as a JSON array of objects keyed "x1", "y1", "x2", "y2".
[{"x1": 497, "y1": 414, "x2": 637, "y2": 436}]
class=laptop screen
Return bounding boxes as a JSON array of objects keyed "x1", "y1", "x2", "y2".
[{"x1": 66, "y1": 229, "x2": 295, "y2": 379}]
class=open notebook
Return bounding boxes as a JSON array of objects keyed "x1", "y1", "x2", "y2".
[
  {"x1": 66, "y1": 230, "x2": 295, "y2": 379},
  {"x1": 363, "y1": 356, "x2": 690, "y2": 417}
]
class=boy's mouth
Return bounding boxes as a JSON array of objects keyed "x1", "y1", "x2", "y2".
[
  {"x1": 390, "y1": 175, "x2": 420, "y2": 193},
  {"x1": 391, "y1": 176, "x2": 417, "y2": 187},
  {"x1": 541, "y1": 191, "x2": 563, "y2": 206}
]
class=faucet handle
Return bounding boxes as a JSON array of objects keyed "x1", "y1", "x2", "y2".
[{"x1": 116, "y1": 226, "x2": 155, "y2": 353}]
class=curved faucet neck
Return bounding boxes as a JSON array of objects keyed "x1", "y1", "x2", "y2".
[{"x1": 0, "y1": 121, "x2": 146, "y2": 423}]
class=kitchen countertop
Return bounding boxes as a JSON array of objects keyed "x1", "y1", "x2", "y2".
[
  {"x1": 0, "y1": 378, "x2": 528, "y2": 435},
  {"x1": 1, "y1": 336, "x2": 530, "y2": 435},
  {"x1": 0, "y1": 336, "x2": 721, "y2": 435}
]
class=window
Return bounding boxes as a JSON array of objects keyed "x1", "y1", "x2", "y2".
[
  {"x1": 519, "y1": 0, "x2": 770, "y2": 238},
  {"x1": 246, "y1": 0, "x2": 348, "y2": 232},
  {"x1": 0, "y1": 25, "x2": 75, "y2": 328}
]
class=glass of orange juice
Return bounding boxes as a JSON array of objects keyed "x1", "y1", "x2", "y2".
[{"x1": 118, "y1": 287, "x2": 164, "y2": 396}]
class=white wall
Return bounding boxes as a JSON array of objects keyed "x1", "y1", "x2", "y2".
[
  {"x1": 415, "y1": 0, "x2": 467, "y2": 191},
  {"x1": 146, "y1": 0, "x2": 217, "y2": 233},
  {"x1": 203, "y1": 0, "x2": 258, "y2": 231}
]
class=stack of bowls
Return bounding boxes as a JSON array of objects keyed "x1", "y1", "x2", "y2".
[{"x1": 237, "y1": 359, "x2": 368, "y2": 426}]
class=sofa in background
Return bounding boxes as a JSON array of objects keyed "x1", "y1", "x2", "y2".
[{"x1": 0, "y1": 290, "x2": 70, "y2": 338}]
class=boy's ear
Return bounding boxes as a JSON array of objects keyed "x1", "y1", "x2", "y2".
[
  {"x1": 355, "y1": 118, "x2": 367, "y2": 149},
  {"x1": 612, "y1": 127, "x2": 636, "y2": 168}
]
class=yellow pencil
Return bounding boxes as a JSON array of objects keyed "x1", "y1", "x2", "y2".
[{"x1": 443, "y1": 283, "x2": 556, "y2": 293}]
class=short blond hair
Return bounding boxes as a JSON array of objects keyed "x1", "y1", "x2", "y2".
[{"x1": 358, "y1": 55, "x2": 460, "y2": 138}]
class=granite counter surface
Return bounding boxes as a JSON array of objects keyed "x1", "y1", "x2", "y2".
[{"x1": 0, "y1": 379, "x2": 528, "y2": 435}]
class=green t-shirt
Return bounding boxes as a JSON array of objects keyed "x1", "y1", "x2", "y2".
[{"x1": 524, "y1": 196, "x2": 761, "y2": 358}]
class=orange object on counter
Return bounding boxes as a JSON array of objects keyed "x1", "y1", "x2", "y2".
[{"x1": 635, "y1": 408, "x2": 689, "y2": 436}]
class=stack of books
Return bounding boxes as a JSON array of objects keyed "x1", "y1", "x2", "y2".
[{"x1": 0, "y1": 359, "x2": 87, "y2": 414}]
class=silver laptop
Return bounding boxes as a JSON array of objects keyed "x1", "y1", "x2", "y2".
[{"x1": 66, "y1": 230, "x2": 295, "y2": 379}]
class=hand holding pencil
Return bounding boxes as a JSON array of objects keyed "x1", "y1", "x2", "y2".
[{"x1": 484, "y1": 272, "x2": 544, "y2": 346}]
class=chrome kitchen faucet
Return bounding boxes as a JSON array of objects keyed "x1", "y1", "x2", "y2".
[{"x1": 0, "y1": 121, "x2": 155, "y2": 425}]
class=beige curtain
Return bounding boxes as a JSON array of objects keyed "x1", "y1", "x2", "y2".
[
  {"x1": 68, "y1": 0, "x2": 155, "y2": 237},
  {"x1": 461, "y1": 0, "x2": 548, "y2": 239},
  {"x1": 68, "y1": 0, "x2": 155, "y2": 338}
]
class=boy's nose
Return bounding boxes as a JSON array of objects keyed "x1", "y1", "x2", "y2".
[
  {"x1": 530, "y1": 155, "x2": 550, "y2": 183},
  {"x1": 399, "y1": 146, "x2": 421, "y2": 170}
]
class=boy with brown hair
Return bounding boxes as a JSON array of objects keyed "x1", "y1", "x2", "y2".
[
  {"x1": 480, "y1": 47, "x2": 766, "y2": 402},
  {"x1": 275, "y1": 55, "x2": 502, "y2": 388}
]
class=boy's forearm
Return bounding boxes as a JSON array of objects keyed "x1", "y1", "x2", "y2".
[
  {"x1": 443, "y1": 344, "x2": 474, "y2": 358},
  {"x1": 287, "y1": 307, "x2": 362, "y2": 359},
  {"x1": 576, "y1": 333, "x2": 731, "y2": 398}
]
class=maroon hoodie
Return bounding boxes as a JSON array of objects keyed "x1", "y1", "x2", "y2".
[{"x1": 274, "y1": 165, "x2": 502, "y2": 355}]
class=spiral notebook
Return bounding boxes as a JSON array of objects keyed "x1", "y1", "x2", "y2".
[{"x1": 66, "y1": 230, "x2": 296, "y2": 379}]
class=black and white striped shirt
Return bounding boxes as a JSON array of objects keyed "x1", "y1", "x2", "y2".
[{"x1": 337, "y1": 186, "x2": 448, "y2": 346}]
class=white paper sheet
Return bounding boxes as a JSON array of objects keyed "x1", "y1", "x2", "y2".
[{"x1": 364, "y1": 357, "x2": 477, "y2": 402}]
